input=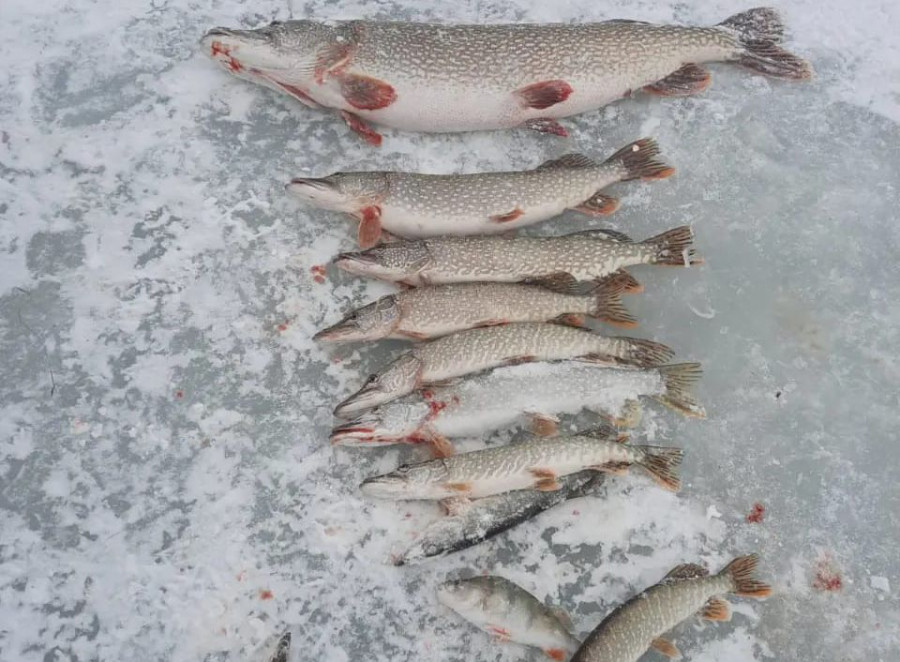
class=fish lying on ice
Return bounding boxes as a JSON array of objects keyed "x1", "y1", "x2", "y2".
[
  {"x1": 437, "y1": 575, "x2": 581, "y2": 660},
  {"x1": 287, "y1": 138, "x2": 672, "y2": 247},
  {"x1": 394, "y1": 472, "x2": 604, "y2": 565},
  {"x1": 330, "y1": 361, "x2": 705, "y2": 450},
  {"x1": 201, "y1": 8, "x2": 812, "y2": 145},
  {"x1": 314, "y1": 274, "x2": 638, "y2": 344},
  {"x1": 334, "y1": 226, "x2": 700, "y2": 288},
  {"x1": 334, "y1": 322, "x2": 675, "y2": 417},
  {"x1": 359, "y1": 429, "x2": 684, "y2": 500},
  {"x1": 572, "y1": 554, "x2": 772, "y2": 662}
]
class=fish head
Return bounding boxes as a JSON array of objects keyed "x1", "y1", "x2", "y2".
[
  {"x1": 286, "y1": 173, "x2": 386, "y2": 214},
  {"x1": 359, "y1": 461, "x2": 439, "y2": 500},
  {"x1": 333, "y1": 241, "x2": 432, "y2": 282},
  {"x1": 201, "y1": 21, "x2": 335, "y2": 82},
  {"x1": 436, "y1": 577, "x2": 489, "y2": 612},
  {"x1": 333, "y1": 355, "x2": 421, "y2": 417},
  {"x1": 313, "y1": 296, "x2": 402, "y2": 343},
  {"x1": 329, "y1": 401, "x2": 428, "y2": 446}
]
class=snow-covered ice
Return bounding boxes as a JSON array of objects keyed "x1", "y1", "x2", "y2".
[{"x1": 1, "y1": 1, "x2": 898, "y2": 661}]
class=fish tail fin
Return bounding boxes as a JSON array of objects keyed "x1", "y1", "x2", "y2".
[
  {"x1": 591, "y1": 274, "x2": 638, "y2": 328},
  {"x1": 605, "y1": 138, "x2": 675, "y2": 181},
  {"x1": 642, "y1": 226, "x2": 702, "y2": 266},
  {"x1": 653, "y1": 363, "x2": 706, "y2": 418},
  {"x1": 721, "y1": 553, "x2": 773, "y2": 599},
  {"x1": 636, "y1": 446, "x2": 684, "y2": 492},
  {"x1": 618, "y1": 338, "x2": 675, "y2": 367},
  {"x1": 719, "y1": 8, "x2": 813, "y2": 80}
]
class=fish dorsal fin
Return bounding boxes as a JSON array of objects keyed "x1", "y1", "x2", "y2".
[
  {"x1": 522, "y1": 272, "x2": 591, "y2": 295},
  {"x1": 663, "y1": 563, "x2": 710, "y2": 582},
  {"x1": 568, "y1": 228, "x2": 634, "y2": 243},
  {"x1": 537, "y1": 153, "x2": 597, "y2": 170},
  {"x1": 550, "y1": 606, "x2": 574, "y2": 631},
  {"x1": 604, "y1": 18, "x2": 652, "y2": 25}
]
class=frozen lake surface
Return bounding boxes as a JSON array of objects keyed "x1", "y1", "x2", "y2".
[{"x1": 1, "y1": 1, "x2": 898, "y2": 660}]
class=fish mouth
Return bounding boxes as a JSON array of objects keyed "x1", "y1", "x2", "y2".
[
  {"x1": 200, "y1": 26, "x2": 288, "y2": 75},
  {"x1": 286, "y1": 177, "x2": 335, "y2": 193},
  {"x1": 312, "y1": 320, "x2": 360, "y2": 343},
  {"x1": 332, "y1": 251, "x2": 379, "y2": 276},
  {"x1": 358, "y1": 474, "x2": 407, "y2": 499},
  {"x1": 333, "y1": 376, "x2": 391, "y2": 418}
]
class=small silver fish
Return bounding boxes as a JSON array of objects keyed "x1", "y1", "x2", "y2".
[
  {"x1": 573, "y1": 555, "x2": 772, "y2": 662},
  {"x1": 313, "y1": 274, "x2": 638, "y2": 344},
  {"x1": 287, "y1": 138, "x2": 672, "y2": 247},
  {"x1": 330, "y1": 361, "x2": 705, "y2": 450},
  {"x1": 333, "y1": 226, "x2": 700, "y2": 288},
  {"x1": 359, "y1": 431, "x2": 683, "y2": 500},
  {"x1": 201, "y1": 9, "x2": 811, "y2": 145},
  {"x1": 334, "y1": 322, "x2": 674, "y2": 417},
  {"x1": 437, "y1": 575, "x2": 581, "y2": 661},
  {"x1": 395, "y1": 472, "x2": 603, "y2": 565}
]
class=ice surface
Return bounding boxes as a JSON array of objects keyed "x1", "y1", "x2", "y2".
[{"x1": 1, "y1": 1, "x2": 899, "y2": 661}]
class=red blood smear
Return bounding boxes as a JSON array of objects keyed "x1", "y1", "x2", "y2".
[
  {"x1": 572, "y1": 510, "x2": 580, "y2": 516},
  {"x1": 174, "y1": 390, "x2": 184, "y2": 399},
  {"x1": 313, "y1": 274, "x2": 326, "y2": 284},
  {"x1": 812, "y1": 557, "x2": 843, "y2": 592},
  {"x1": 259, "y1": 589, "x2": 274, "y2": 600},
  {"x1": 746, "y1": 502, "x2": 765, "y2": 523},
  {"x1": 311, "y1": 265, "x2": 327, "y2": 274},
  {"x1": 276, "y1": 323, "x2": 288, "y2": 332}
]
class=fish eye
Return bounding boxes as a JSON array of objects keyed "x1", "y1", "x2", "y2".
[{"x1": 396, "y1": 464, "x2": 410, "y2": 474}]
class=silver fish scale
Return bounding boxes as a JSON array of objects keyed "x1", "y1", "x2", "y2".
[
  {"x1": 574, "y1": 574, "x2": 733, "y2": 662},
  {"x1": 384, "y1": 165, "x2": 618, "y2": 218},
  {"x1": 410, "y1": 322, "x2": 639, "y2": 379},
  {"x1": 421, "y1": 236, "x2": 652, "y2": 282},
  {"x1": 395, "y1": 283, "x2": 597, "y2": 335},
  {"x1": 353, "y1": 22, "x2": 738, "y2": 91}
]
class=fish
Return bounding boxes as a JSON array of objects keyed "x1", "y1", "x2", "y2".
[
  {"x1": 437, "y1": 575, "x2": 582, "y2": 660},
  {"x1": 330, "y1": 361, "x2": 705, "y2": 450},
  {"x1": 254, "y1": 630, "x2": 294, "y2": 662},
  {"x1": 287, "y1": 138, "x2": 672, "y2": 248},
  {"x1": 358, "y1": 429, "x2": 684, "y2": 500},
  {"x1": 201, "y1": 8, "x2": 811, "y2": 145},
  {"x1": 572, "y1": 554, "x2": 772, "y2": 662},
  {"x1": 333, "y1": 322, "x2": 675, "y2": 417},
  {"x1": 333, "y1": 226, "x2": 700, "y2": 288},
  {"x1": 313, "y1": 273, "x2": 638, "y2": 345},
  {"x1": 394, "y1": 472, "x2": 603, "y2": 565}
]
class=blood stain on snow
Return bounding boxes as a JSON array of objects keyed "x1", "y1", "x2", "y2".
[
  {"x1": 276, "y1": 322, "x2": 289, "y2": 332},
  {"x1": 311, "y1": 264, "x2": 327, "y2": 284},
  {"x1": 259, "y1": 589, "x2": 274, "y2": 600},
  {"x1": 746, "y1": 502, "x2": 765, "y2": 523},
  {"x1": 812, "y1": 554, "x2": 843, "y2": 592},
  {"x1": 174, "y1": 390, "x2": 184, "y2": 399}
]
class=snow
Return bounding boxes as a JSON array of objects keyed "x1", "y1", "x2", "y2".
[{"x1": 1, "y1": 1, "x2": 899, "y2": 661}]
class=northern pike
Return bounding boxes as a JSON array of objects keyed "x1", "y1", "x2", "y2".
[
  {"x1": 334, "y1": 226, "x2": 700, "y2": 288},
  {"x1": 287, "y1": 138, "x2": 672, "y2": 247},
  {"x1": 358, "y1": 431, "x2": 684, "y2": 500},
  {"x1": 330, "y1": 361, "x2": 704, "y2": 449},
  {"x1": 395, "y1": 472, "x2": 603, "y2": 565},
  {"x1": 334, "y1": 322, "x2": 674, "y2": 417},
  {"x1": 572, "y1": 554, "x2": 772, "y2": 662},
  {"x1": 314, "y1": 274, "x2": 638, "y2": 344},
  {"x1": 202, "y1": 8, "x2": 811, "y2": 145},
  {"x1": 437, "y1": 576, "x2": 582, "y2": 661}
]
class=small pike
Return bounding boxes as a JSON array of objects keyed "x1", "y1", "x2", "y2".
[
  {"x1": 395, "y1": 472, "x2": 602, "y2": 565},
  {"x1": 573, "y1": 555, "x2": 772, "y2": 662},
  {"x1": 287, "y1": 138, "x2": 672, "y2": 247},
  {"x1": 201, "y1": 9, "x2": 811, "y2": 144},
  {"x1": 334, "y1": 322, "x2": 674, "y2": 417},
  {"x1": 330, "y1": 362, "x2": 705, "y2": 449},
  {"x1": 437, "y1": 576, "x2": 581, "y2": 660},
  {"x1": 359, "y1": 430, "x2": 684, "y2": 500},
  {"x1": 333, "y1": 226, "x2": 700, "y2": 288},
  {"x1": 313, "y1": 274, "x2": 638, "y2": 345}
]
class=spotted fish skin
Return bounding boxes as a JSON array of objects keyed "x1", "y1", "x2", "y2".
[
  {"x1": 202, "y1": 9, "x2": 811, "y2": 142},
  {"x1": 573, "y1": 555, "x2": 772, "y2": 662}
]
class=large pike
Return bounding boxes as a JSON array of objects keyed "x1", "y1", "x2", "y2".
[
  {"x1": 314, "y1": 274, "x2": 638, "y2": 344},
  {"x1": 572, "y1": 555, "x2": 772, "y2": 662},
  {"x1": 437, "y1": 576, "x2": 582, "y2": 661},
  {"x1": 330, "y1": 362, "x2": 705, "y2": 449},
  {"x1": 334, "y1": 322, "x2": 674, "y2": 417},
  {"x1": 395, "y1": 472, "x2": 603, "y2": 565},
  {"x1": 287, "y1": 138, "x2": 672, "y2": 247},
  {"x1": 201, "y1": 8, "x2": 811, "y2": 145},
  {"x1": 334, "y1": 226, "x2": 700, "y2": 288},
  {"x1": 359, "y1": 430, "x2": 684, "y2": 499}
]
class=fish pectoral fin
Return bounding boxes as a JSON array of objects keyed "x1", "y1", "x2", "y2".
[
  {"x1": 529, "y1": 468, "x2": 561, "y2": 491},
  {"x1": 663, "y1": 563, "x2": 710, "y2": 582},
  {"x1": 340, "y1": 110, "x2": 383, "y2": 147},
  {"x1": 314, "y1": 38, "x2": 356, "y2": 83},
  {"x1": 525, "y1": 412, "x2": 560, "y2": 437},
  {"x1": 544, "y1": 649, "x2": 567, "y2": 661},
  {"x1": 490, "y1": 207, "x2": 525, "y2": 224},
  {"x1": 550, "y1": 607, "x2": 574, "y2": 631},
  {"x1": 573, "y1": 193, "x2": 620, "y2": 217},
  {"x1": 486, "y1": 625, "x2": 511, "y2": 642},
  {"x1": 356, "y1": 206, "x2": 383, "y2": 249},
  {"x1": 651, "y1": 637, "x2": 681, "y2": 658},
  {"x1": 523, "y1": 118, "x2": 569, "y2": 137},
  {"x1": 427, "y1": 433, "x2": 455, "y2": 459},
  {"x1": 591, "y1": 461, "x2": 630, "y2": 476},
  {"x1": 504, "y1": 354, "x2": 537, "y2": 366},
  {"x1": 644, "y1": 63, "x2": 711, "y2": 97},
  {"x1": 515, "y1": 79, "x2": 574, "y2": 109},
  {"x1": 522, "y1": 272, "x2": 587, "y2": 295},
  {"x1": 445, "y1": 481, "x2": 473, "y2": 494},
  {"x1": 439, "y1": 495, "x2": 472, "y2": 517},
  {"x1": 700, "y1": 597, "x2": 732, "y2": 622},
  {"x1": 553, "y1": 313, "x2": 587, "y2": 328},
  {"x1": 340, "y1": 73, "x2": 397, "y2": 110}
]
